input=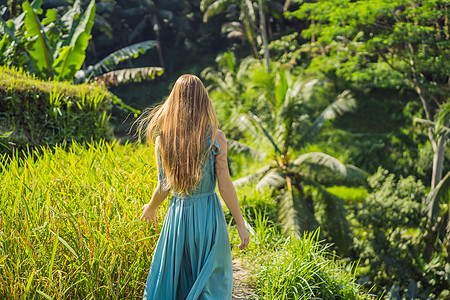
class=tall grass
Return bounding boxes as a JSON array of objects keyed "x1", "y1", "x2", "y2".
[
  {"x1": 0, "y1": 141, "x2": 163, "y2": 299},
  {"x1": 229, "y1": 210, "x2": 375, "y2": 299},
  {"x1": 1, "y1": 141, "x2": 373, "y2": 299}
]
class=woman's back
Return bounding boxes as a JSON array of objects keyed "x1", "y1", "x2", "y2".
[
  {"x1": 144, "y1": 131, "x2": 233, "y2": 300},
  {"x1": 161, "y1": 133, "x2": 220, "y2": 198},
  {"x1": 139, "y1": 74, "x2": 249, "y2": 300}
]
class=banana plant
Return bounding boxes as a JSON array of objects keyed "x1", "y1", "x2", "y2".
[
  {"x1": 21, "y1": 0, "x2": 95, "y2": 80},
  {"x1": 233, "y1": 69, "x2": 367, "y2": 255},
  {"x1": 0, "y1": 0, "x2": 36, "y2": 67},
  {"x1": 1, "y1": 1, "x2": 161, "y2": 85}
]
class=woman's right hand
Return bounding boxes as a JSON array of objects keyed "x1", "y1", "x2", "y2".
[
  {"x1": 236, "y1": 224, "x2": 250, "y2": 250},
  {"x1": 140, "y1": 204, "x2": 158, "y2": 228}
]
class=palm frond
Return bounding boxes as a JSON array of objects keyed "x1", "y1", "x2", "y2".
[
  {"x1": 77, "y1": 40, "x2": 157, "y2": 81},
  {"x1": 424, "y1": 171, "x2": 450, "y2": 229},
  {"x1": 314, "y1": 185, "x2": 353, "y2": 256},
  {"x1": 288, "y1": 77, "x2": 318, "y2": 103},
  {"x1": 227, "y1": 139, "x2": 265, "y2": 159},
  {"x1": 203, "y1": 0, "x2": 232, "y2": 22},
  {"x1": 308, "y1": 90, "x2": 356, "y2": 142},
  {"x1": 235, "y1": 114, "x2": 261, "y2": 141},
  {"x1": 232, "y1": 164, "x2": 272, "y2": 187},
  {"x1": 275, "y1": 70, "x2": 289, "y2": 110},
  {"x1": 256, "y1": 169, "x2": 286, "y2": 191},
  {"x1": 92, "y1": 67, "x2": 164, "y2": 86},
  {"x1": 293, "y1": 152, "x2": 367, "y2": 184},
  {"x1": 277, "y1": 185, "x2": 320, "y2": 236},
  {"x1": 236, "y1": 56, "x2": 257, "y2": 78},
  {"x1": 277, "y1": 187, "x2": 304, "y2": 235},
  {"x1": 248, "y1": 112, "x2": 282, "y2": 155}
]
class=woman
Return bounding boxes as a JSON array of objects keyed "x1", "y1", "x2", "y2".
[{"x1": 137, "y1": 74, "x2": 250, "y2": 299}]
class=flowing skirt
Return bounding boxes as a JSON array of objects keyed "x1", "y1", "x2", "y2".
[{"x1": 143, "y1": 190, "x2": 233, "y2": 300}]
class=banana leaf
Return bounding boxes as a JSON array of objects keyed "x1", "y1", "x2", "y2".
[
  {"x1": 22, "y1": 0, "x2": 53, "y2": 78},
  {"x1": 53, "y1": 0, "x2": 95, "y2": 81}
]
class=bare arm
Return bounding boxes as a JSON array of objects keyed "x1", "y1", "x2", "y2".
[
  {"x1": 215, "y1": 130, "x2": 250, "y2": 250},
  {"x1": 140, "y1": 136, "x2": 170, "y2": 225}
]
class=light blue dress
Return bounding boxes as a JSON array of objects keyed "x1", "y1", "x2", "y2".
[{"x1": 143, "y1": 134, "x2": 233, "y2": 300}]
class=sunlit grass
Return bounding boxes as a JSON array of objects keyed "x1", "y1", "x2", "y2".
[
  {"x1": 326, "y1": 186, "x2": 368, "y2": 203},
  {"x1": 0, "y1": 141, "x2": 164, "y2": 299},
  {"x1": 229, "y1": 212, "x2": 375, "y2": 299},
  {"x1": 1, "y1": 140, "x2": 373, "y2": 299}
]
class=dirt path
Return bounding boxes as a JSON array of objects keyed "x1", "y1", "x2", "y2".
[{"x1": 232, "y1": 257, "x2": 257, "y2": 300}]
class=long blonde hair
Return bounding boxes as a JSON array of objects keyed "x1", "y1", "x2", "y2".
[{"x1": 135, "y1": 74, "x2": 219, "y2": 195}]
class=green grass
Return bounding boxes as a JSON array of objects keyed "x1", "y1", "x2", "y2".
[
  {"x1": 1, "y1": 141, "x2": 372, "y2": 299},
  {"x1": 326, "y1": 186, "x2": 368, "y2": 203},
  {"x1": 229, "y1": 211, "x2": 375, "y2": 299},
  {"x1": 0, "y1": 141, "x2": 163, "y2": 299}
]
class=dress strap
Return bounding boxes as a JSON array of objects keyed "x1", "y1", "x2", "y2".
[
  {"x1": 209, "y1": 137, "x2": 220, "y2": 182},
  {"x1": 212, "y1": 138, "x2": 220, "y2": 155}
]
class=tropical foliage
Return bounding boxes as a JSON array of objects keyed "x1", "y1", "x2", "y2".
[
  {"x1": 0, "y1": 0, "x2": 96, "y2": 80},
  {"x1": 206, "y1": 56, "x2": 367, "y2": 255},
  {"x1": 353, "y1": 168, "x2": 449, "y2": 298},
  {"x1": 288, "y1": 0, "x2": 449, "y2": 188},
  {"x1": 0, "y1": 0, "x2": 160, "y2": 84}
]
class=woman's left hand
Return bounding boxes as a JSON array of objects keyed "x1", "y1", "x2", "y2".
[{"x1": 140, "y1": 204, "x2": 158, "y2": 228}]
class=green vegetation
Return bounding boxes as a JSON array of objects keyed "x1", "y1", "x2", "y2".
[
  {"x1": 352, "y1": 168, "x2": 448, "y2": 298},
  {"x1": 0, "y1": 0, "x2": 160, "y2": 84},
  {"x1": 0, "y1": 65, "x2": 119, "y2": 155},
  {"x1": 0, "y1": 141, "x2": 162, "y2": 298},
  {"x1": 0, "y1": 142, "x2": 368, "y2": 299},
  {"x1": 230, "y1": 214, "x2": 372, "y2": 299},
  {"x1": 288, "y1": 0, "x2": 449, "y2": 189}
]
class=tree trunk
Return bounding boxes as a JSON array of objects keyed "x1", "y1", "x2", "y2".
[
  {"x1": 241, "y1": 2, "x2": 259, "y2": 59},
  {"x1": 431, "y1": 135, "x2": 445, "y2": 189},
  {"x1": 8, "y1": 0, "x2": 18, "y2": 19},
  {"x1": 259, "y1": 0, "x2": 270, "y2": 73},
  {"x1": 152, "y1": 16, "x2": 165, "y2": 69}
]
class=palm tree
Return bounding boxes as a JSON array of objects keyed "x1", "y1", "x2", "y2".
[
  {"x1": 232, "y1": 68, "x2": 367, "y2": 256},
  {"x1": 202, "y1": 51, "x2": 254, "y2": 107},
  {"x1": 200, "y1": 0, "x2": 283, "y2": 64},
  {"x1": 201, "y1": 0, "x2": 259, "y2": 57}
]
